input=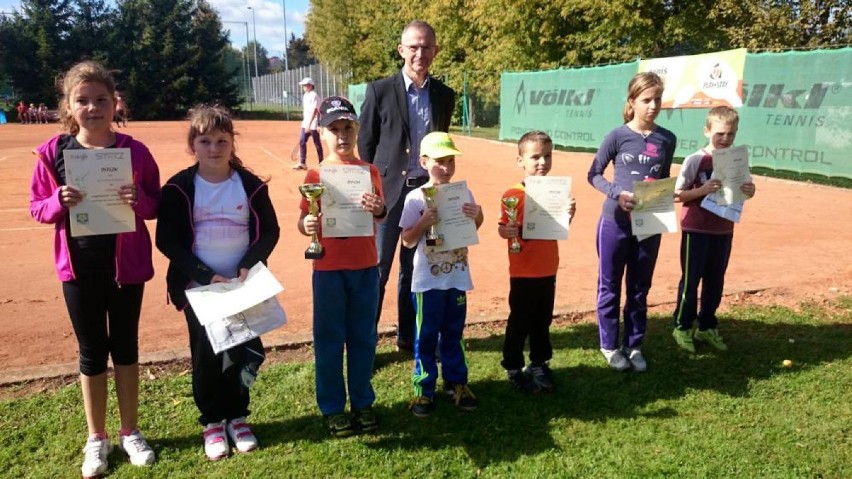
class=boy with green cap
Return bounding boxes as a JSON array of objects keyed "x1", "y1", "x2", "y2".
[{"x1": 399, "y1": 132, "x2": 484, "y2": 417}]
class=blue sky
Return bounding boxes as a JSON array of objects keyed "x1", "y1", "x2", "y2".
[{"x1": 0, "y1": 0, "x2": 310, "y2": 57}]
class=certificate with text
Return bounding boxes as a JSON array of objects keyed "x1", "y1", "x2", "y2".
[
  {"x1": 433, "y1": 181, "x2": 479, "y2": 252},
  {"x1": 65, "y1": 148, "x2": 135, "y2": 237},
  {"x1": 320, "y1": 164, "x2": 373, "y2": 238},
  {"x1": 522, "y1": 176, "x2": 572, "y2": 241},
  {"x1": 711, "y1": 145, "x2": 751, "y2": 206},
  {"x1": 185, "y1": 262, "x2": 287, "y2": 353},
  {"x1": 631, "y1": 177, "x2": 678, "y2": 238}
]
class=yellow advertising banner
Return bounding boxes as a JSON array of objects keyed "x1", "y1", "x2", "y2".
[{"x1": 639, "y1": 48, "x2": 747, "y2": 109}]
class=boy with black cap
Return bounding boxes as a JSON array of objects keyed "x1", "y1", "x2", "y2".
[
  {"x1": 399, "y1": 132, "x2": 484, "y2": 417},
  {"x1": 298, "y1": 96, "x2": 386, "y2": 437}
]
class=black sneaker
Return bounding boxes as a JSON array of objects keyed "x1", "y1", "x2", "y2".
[
  {"x1": 325, "y1": 413, "x2": 356, "y2": 438},
  {"x1": 352, "y1": 406, "x2": 378, "y2": 432},
  {"x1": 446, "y1": 383, "x2": 478, "y2": 412},
  {"x1": 507, "y1": 369, "x2": 541, "y2": 394},
  {"x1": 409, "y1": 396, "x2": 435, "y2": 418},
  {"x1": 524, "y1": 362, "x2": 555, "y2": 392}
]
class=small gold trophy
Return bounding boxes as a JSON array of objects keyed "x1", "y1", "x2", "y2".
[
  {"x1": 421, "y1": 185, "x2": 443, "y2": 247},
  {"x1": 299, "y1": 183, "x2": 326, "y2": 259},
  {"x1": 501, "y1": 196, "x2": 522, "y2": 253}
]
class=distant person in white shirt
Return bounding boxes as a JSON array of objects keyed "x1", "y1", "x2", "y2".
[{"x1": 293, "y1": 77, "x2": 323, "y2": 170}]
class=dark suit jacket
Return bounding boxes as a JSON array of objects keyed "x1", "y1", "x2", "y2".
[{"x1": 358, "y1": 71, "x2": 455, "y2": 208}]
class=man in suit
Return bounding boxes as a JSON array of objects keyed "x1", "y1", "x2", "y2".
[{"x1": 358, "y1": 20, "x2": 455, "y2": 352}]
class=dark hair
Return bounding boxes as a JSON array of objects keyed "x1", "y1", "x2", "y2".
[
  {"x1": 58, "y1": 61, "x2": 117, "y2": 135},
  {"x1": 622, "y1": 72, "x2": 665, "y2": 123},
  {"x1": 186, "y1": 105, "x2": 244, "y2": 169},
  {"x1": 517, "y1": 130, "x2": 553, "y2": 155}
]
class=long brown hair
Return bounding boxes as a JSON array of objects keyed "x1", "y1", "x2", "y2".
[
  {"x1": 622, "y1": 72, "x2": 664, "y2": 123},
  {"x1": 57, "y1": 61, "x2": 117, "y2": 135},
  {"x1": 186, "y1": 105, "x2": 244, "y2": 170}
]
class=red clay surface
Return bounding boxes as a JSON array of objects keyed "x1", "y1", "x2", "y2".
[{"x1": 2, "y1": 121, "x2": 851, "y2": 380}]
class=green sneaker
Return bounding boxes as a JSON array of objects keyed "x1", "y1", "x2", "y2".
[
  {"x1": 672, "y1": 328, "x2": 696, "y2": 353},
  {"x1": 325, "y1": 414, "x2": 356, "y2": 438},
  {"x1": 694, "y1": 328, "x2": 728, "y2": 351}
]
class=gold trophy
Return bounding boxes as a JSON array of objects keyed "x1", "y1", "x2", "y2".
[
  {"x1": 299, "y1": 183, "x2": 326, "y2": 259},
  {"x1": 501, "y1": 196, "x2": 522, "y2": 253},
  {"x1": 421, "y1": 185, "x2": 443, "y2": 247}
]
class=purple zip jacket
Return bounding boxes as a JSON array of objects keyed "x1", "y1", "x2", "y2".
[{"x1": 29, "y1": 133, "x2": 161, "y2": 283}]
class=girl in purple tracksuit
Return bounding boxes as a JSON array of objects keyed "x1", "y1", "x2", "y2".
[
  {"x1": 29, "y1": 60, "x2": 160, "y2": 477},
  {"x1": 587, "y1": 72, "x2": 676, "y2": 373}
]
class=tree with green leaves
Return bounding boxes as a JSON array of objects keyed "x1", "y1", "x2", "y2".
[
  {"x1": 243, "y1": 40, "x2": 270, "y2": 76},
  {"x1": 286, "y1": 33, "x2": 317, "y2": 69},
  {"x1": 186, "y1": 0, "x2": 241, "y2": 107}
]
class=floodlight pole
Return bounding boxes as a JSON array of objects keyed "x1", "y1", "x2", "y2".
[
  {"x1": 223, "y1": 20, "x2": 253, "y2": 109},
  {"x1": 282, "y1": 0, "x2": 290, "y2": 119},
  {"x1": 247, "y1": 6, "x2": 260, "y2": 84}
]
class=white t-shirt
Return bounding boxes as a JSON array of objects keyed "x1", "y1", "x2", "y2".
[
  {"x1": 301, "y1": 90, "x2": 319, "y2": 130},
  {"x1": 193, "y1": 171, "x2": 250, "y2": 279},
  {"x1": 399, "y1": 187, "x2": 474, "y2": 293}
]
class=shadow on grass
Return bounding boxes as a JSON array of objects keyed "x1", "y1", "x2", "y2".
[
  {"x1": 361, "y1": 308, "x2": 851, "y2": 468},
  {"x1": 140, "y1": 306, "x2": 851, "y2": 468}
]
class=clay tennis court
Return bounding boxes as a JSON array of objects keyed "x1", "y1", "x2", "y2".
[{"x1": 1, "y1": 121, "x2": 850, "y2": 382}]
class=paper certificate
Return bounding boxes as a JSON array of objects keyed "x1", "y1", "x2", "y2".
[
  {"x1": 432, "y1": 181, "x2": 479, "y2": 252},
  {"x1": 320, "y1": 164, "x2": 373, "y2": 238},
  {"x1": 711, "y1": 145, "x2": 751, "y2": 206},
  {"x1": 185, "y1": 262, "x2": 287, "y2": 354},
  {"x1": 64, "y1": 148, "x2": 135, "y2": 237},
  {"x1": 522, "y1": 176, "x2": 572, "y2": 241},
  {"x1": 631, "y1": 177, "x2": 678, "y2": 238},
  {"x1": 700, "y1": 194, "x2": 744, "y2": 223}
]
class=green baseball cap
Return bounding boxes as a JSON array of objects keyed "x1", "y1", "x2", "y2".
[{"x1": 420, "y1": 132, "x2": 462, "y2": 159}]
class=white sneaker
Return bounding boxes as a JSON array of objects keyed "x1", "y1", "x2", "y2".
[
  {"x1": 119, "y1": 429, "x2": 155, "y2": 466},
  {"x1": 203, "y1": 420, "x2": 229, "y2": 461},
  {"x1": 600, "y1": 348, "x2": 629, "y2": 371},
  {"x1": 625, "y1": 348, "x2": 647, "y2": 372},
  {"x1": 226, "y1": 417, "x2": 259, "y2": 453},
  {"x1": 81, "y1": 434, "x2": 112, "y2": 478}
]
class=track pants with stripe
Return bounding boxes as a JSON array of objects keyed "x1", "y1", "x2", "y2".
[
  {"x1": 412, "y1": 289, "x2": 468, "y2": 398},
  {"x1": 673, "y1": 232, "x2": 733, "y2": 331},
  {"x1": 313, "y1": 267, "x2": 379, "y2": 416},
  {"x1": 595, "y1": 217, "x2": 661, "y2": 350}
]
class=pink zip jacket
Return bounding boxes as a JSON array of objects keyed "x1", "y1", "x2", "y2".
[{"x1": 30, "y1": 133, "x2": 161, "y2": 283}]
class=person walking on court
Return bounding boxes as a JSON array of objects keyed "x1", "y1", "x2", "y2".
[
  {"x1": 358, "y1": 19, "x2": 455, "y2": 352},
  {"x1": 293, "y1": 77, "x2": 323, "y2": 170}
]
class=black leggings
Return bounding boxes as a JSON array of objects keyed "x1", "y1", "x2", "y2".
[{"x1": 62, "y1": 277, "x2": 144, "y2": 376}]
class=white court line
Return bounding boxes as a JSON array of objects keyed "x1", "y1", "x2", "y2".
[
  {"x1": 0, "y1": 226, "x2": 52, "y2": 232},
  {"x1": 259, "y1": 146, "x2": 287, "y2": 167}
]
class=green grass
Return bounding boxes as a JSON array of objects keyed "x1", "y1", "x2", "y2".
[{"x1": 5, "y1": 301, "x2": 848, "y2": 478}]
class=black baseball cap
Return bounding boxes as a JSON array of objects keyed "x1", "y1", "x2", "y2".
[{"x1": 319, "y1": 96, "x2": 358, "y2": 127}]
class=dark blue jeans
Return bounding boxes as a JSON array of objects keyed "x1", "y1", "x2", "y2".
[
  {"x1": 299, "y1": 128, "x2": 323, "y2": 165},
  {"x1": 375, "y1": 183, "x2": 422, "y2": 345}
]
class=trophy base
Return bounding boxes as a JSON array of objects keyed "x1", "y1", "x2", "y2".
[
  {"x1": 509, "y1": 247, "x2": 522, "y2": 254},
  {"x1": 426, "y1": 238, "x2": 444, "y2": 247},
  {"x1": 305, "y1": 249, "x2": 325, "y2": 260}
]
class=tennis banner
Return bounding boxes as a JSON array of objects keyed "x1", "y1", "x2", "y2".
[
  {"x1": 499, "y1": 47, "x2": 852, "y2": 178},
  {"x1": 498, "y1": 61, "x2": 640, "y2": 149},
  {"x1": 639, "y1": 48, "x2": 747, "y2": 109}
]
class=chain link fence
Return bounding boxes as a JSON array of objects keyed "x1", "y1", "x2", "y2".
[{"x1": 250, "y1": 64, "x2": 349, "y2": 119}]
